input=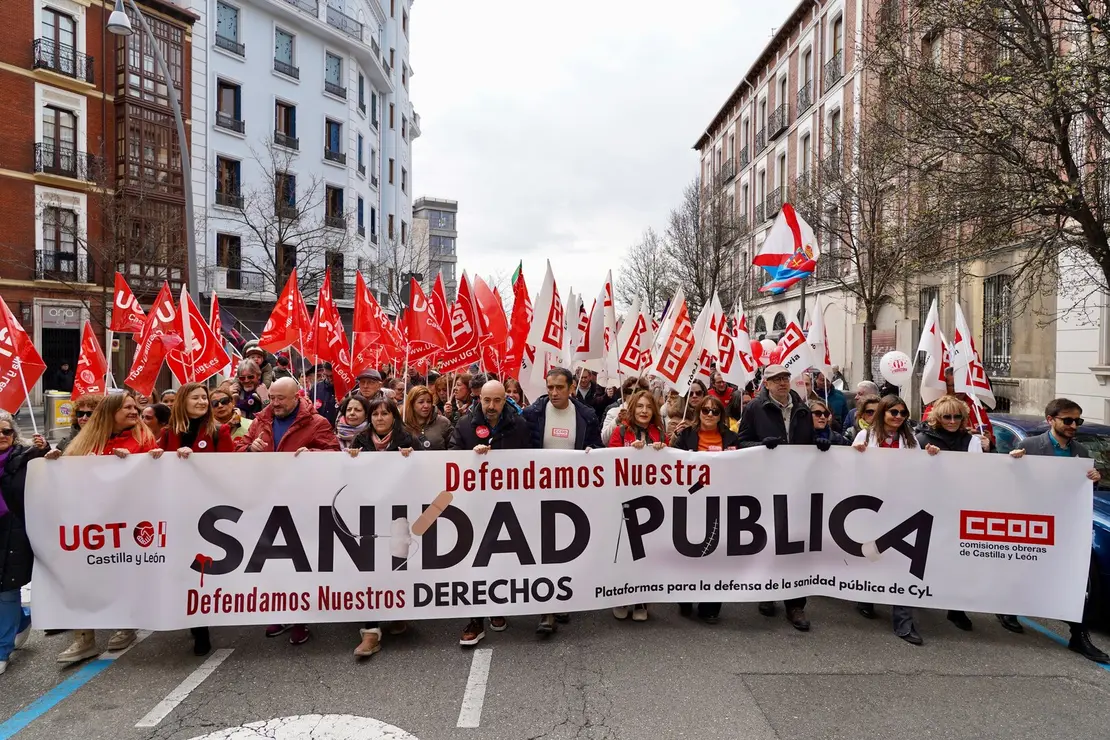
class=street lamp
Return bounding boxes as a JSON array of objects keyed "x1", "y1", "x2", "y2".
[{"x1": 107, "y1": 0, "x2": 200, "y2": 309}]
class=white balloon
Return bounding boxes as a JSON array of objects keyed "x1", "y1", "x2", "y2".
[
  {"x1": 879, "y1": 350, "x2": 913, "y2": 388},
  {"x1": 760, "y1": 339, "x2": 777, "y2": 355}
]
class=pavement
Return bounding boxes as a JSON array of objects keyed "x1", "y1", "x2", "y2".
[{"x1": 2, "y1": 596, "x2": 1109, "y2": 740}]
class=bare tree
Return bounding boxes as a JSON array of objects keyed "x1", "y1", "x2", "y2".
[
  {"x1": 868, "y1": 0, "x2": 1110, "y2": 305},
  {"x1": 615, "y1": 227, "x2": 674, "y2": 317},
  {"x1": 371, "y1": 232, "x2": 427, "y2": 314},
  {"x1": 210, "y1": 138, "x2": 357, "y2": 300},
  {"x1": 663, "y1": 178, "x2": 744, "y2": 314}
]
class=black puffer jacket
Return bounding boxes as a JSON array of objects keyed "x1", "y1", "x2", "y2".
[
  {"x1": 449, "y1": 404, "x2": 533, "y2": 450},
  {"x1": 736, "y1": 388, "x2": 816, "y2": 447},
  {"x1": 0, "y1": 444, "x2": 49, "y2": 591},
  {"x1": 916, "y1": 426, "x2": 975, "y2": 453}
]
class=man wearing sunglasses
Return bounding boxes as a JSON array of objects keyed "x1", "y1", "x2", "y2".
[{"x1": 1008, "y1": 398, "x2": 1107, "y2": 663}]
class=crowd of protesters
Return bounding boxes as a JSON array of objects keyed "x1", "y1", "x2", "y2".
[{"x1": 0, "y1": 344, "x2": 1106, "y2": 677}]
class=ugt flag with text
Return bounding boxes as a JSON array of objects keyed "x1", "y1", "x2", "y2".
[
  {"x1": 0, "y1": 296, "x2": 47, "y2": 413},
  {"x1": 72, "y1": 320, "x2": 109, "y2": 399}
]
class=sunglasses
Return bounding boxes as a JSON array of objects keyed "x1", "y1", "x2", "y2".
[
  {"x1": 75, "y1": 410, "x2": 94, "y2": 418},
  {"x1": 887, "y1": 409, "x2": 909, "y2": 418},
  {"x1": 1056, "y1": 416, "x2": 1084, "y2": 426},
  {"x1": 701, "y1": 407, "x2": 722, "y2": 416},
  {"x1": 862, "y1": 408, "x2": 877, "y2": 416},
  {"x1": 211, "y1": 398, "x2": 233, "y2": 408},
  {"x1": 812, "y1": 410, "x2": 830, "y2": 418},
  {"x1": 238, "y1": 376, "x2": 258, "y2": 382},
  {"x1": 0, "y1": 429, "x2": 14, "y2": 437},
  {"x1": 941, "y1": 414, "x2": 964, "y2": 422}
]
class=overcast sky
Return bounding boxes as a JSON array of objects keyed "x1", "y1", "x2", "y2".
[{"x1": 410, "y1": 0, "x2": 786, "y2": 307}]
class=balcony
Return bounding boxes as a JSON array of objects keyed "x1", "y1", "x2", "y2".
[
  {"x1": 357, "y1": 162, "x2": 366, "y2": 176},
  {"x1": 323, "y1": 148, "x2": 346, "y2": 165},
  {"x1": 33, "y1": 143, "x2": 97, "y2": 180},
  {"x1": 370, "y1": 173, "x2": 379, "y2": 188},
  {"x1": 738, "y1": 145, "x2": 750, "y2": 170},
  {"x1": 794, "y1": 170, "x2": 812, "y2": 194},
  {"x1": 31, "y1": 39, "x2": 94, "y2": 84},
  {"x1": 274, "y1": 59, "x2": 300, "y2": 79},
  {"x1": 326, "y1": 5, "x2": 363, "y2": 41},
  {"x1": 282, "y1": 0, "x2": 319, "y2": 17},
  {"x1": 755, "y1": 127, "x2": 767, "y2": 153},
  {"x1": 215, "y1": 112, "x2": 245, "y2": 134},
  {"x1": 371, "y1": 36, "x2": 381, "y2": 58},
  {"x1": 275, "y1": 202, "x2": 299, "y2": 220},
  {"x1": 718, "y1": 159, "x2": 736, "y2": 184},
  {"x1": 768, "y1": 104, "x2": 789, "y2": 139},
  {"x1": 357, "y1": 224, "x2": 366, "y2": 237},
  {"x1": 325, "y1": 212, "x2": 346, "y2": 229},
  {"x1": 797, "y1": 81, "x2": 813, "y2": 113},
  {"x1": 324, "y1": 80, "x2": 347, "y2": 98},
  {"x1": 371, "y1": 114, "x2": 379, "y2": 129},
  {"x1": 371, "y1": 231, "x2": 379, "y2": 245},
  {"x1": 754, "y1": 201, "x2": 767, "y2": 224},
  {"x1": 35, "y1": 249, "x2": 91, "y2": 283},
  {"x1": 274, "y1": 131, "x2": 299, "y2": 150},
  {"x1": 214, "y1": 34, "x2": 245, "y2": 56},
  {"x1": 822, "y1": 146, "x2": 842, "y2": 179},
  {"x1": 823, "y1": 49, "x2": 844, "y2": 93},
  {"x1": 766, "y1": 186, "x2": 784, "y2": 216},
  {"x1": 221, "y1": 267, "x2": 266, "y2": 292},
  {"x1": 215, "y1": 189, "x2": 244, "y2": 209},
  {"x1": 331, "y1": 269, "x2": 358, "y2": 300}
]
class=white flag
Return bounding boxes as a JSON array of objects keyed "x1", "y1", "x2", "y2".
[
  {"x1": 525, "y1": 260, "x2": 565, "y2": 363},
  {"x1": 950, "y1": 304, "x2": 975, "y2": 372},
  {"x1": 615, "y1": 295, "x2": 646, "y2": 380},
  {"x1": 806, "y1": 295, "x2": 833, "y2": 379},
  {"x1": 917, "y1": 298, "x2": 949, "y2": 406},
  {"x1": 648, "y1": 288, "x2": 703, "y2": 394}
]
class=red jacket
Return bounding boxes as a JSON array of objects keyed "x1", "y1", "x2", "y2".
[
  {"x1": 235, "y1": 397, "x2": 340, "y2": 452},
  {"x1": 158, "y1": 423, "x2": 236, "y2": 453},
  {"x1": 100, "y1": 429, "x2": 157, "y2": 455},
  {"x1": 608, "y1": 424, "x2": 665, "y2": 448},
  {"x1": 709, "y1": 387, "x2": 733, "y2": 406}
]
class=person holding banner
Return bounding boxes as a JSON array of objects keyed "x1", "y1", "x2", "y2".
[
  {"x1": 334, "y1": 395, "x2": 371, "y2": 451},
  {"x1": 209, "y1": 387, "x2": 251, "y2": 439},
  {"x1": 1007, "y1": 398, "x2": 1108, "y2": 664},
  {"x1": 601, "y1": 377, "x2": 650, "y2": 444},
  {"x1": 809, "y1": 400, "x2": 850, "y2": 446},
  {"x1": 233, "y1": 360, "x2": 269, "y2": 420},
  {"x1": 0, "y1": 413, "x2": 50, "y2": 676},
  {"x1": 47, "y1": 394, "x2": 163, "y2": 663},
  {"x1": 737, "y1": 364, "x2": 822, "y2": 631},
  {"x1": 404, "y1": 386, "x2": 452, "y2": 451}
]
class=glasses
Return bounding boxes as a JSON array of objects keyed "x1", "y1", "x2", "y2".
[
  {"x1": 887, "y1": 409, "x2": 909, "y2": 418},
  {"x1": 941, "y1": 414, "x2": 964, "y2": 422},
  {"x1": 1056, "y1": 416, "x2": 1084, "y2": 426},
  {"x1": 75, "y1": 410, "x2": 94, "y2": 418},
  {"x1": 690, "y1": 390, "x2": 705, "y2": 397},
  {"x1": 211, "y1": 398, "x2": 233, "y2": 408},
  {"x1": 862, "y1": 408, "x2": 877, "y2": 416},
  {"x1": 238, "y1": 375, "x2": 258, "y2": 382},
  {"x1": 701, "y1": 407, "x2": 722, "y2": 416},
  {"x1": 812, "y1": 410, "x2": 830, "y2": 418},
  {"x1": 0, "y1": 429, "x2": 13, "y2": 437}
]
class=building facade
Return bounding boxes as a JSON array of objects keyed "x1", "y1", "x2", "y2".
[
  {"x1": 189, "y1": 0, "x2": 418, "y2": 330},
  {"x1": 693, "y1": 0, "x2": 1054, "y2": 414},
  {"x1": 0, "y1": 0, "x2": 197, "y2": 398},
  {"x1": 412, "y1": 195, "x2": 457, "y2": 301}
]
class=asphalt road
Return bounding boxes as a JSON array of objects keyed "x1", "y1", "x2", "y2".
[{"x1": 2, "y1": 597, "x2": 1109, "y2": 740}]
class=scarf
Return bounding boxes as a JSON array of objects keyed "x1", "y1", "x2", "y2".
[
  {"x1": 0, "y1": 447, "x2": 11, "y2": 517},
  {"x1": 180, "y1": 416, "x2": 205, "y2": 449},
  {"x1": 371, "y1": 430, "x2": 393, "y2": 451},
  {"x1": 336, "y1": 420, "x2": 368, "y2": 448}
]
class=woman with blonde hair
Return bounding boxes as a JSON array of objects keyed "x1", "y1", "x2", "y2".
[
  {"x1": 403, "y1": 385, "x2": 452, "y2": 450},
  {"x1": 917, "y1": 395, "x2": 984, "y2": 454},
  {"x1": 208, "y1": 386, "x2": 251, "y2": 439},
  {"x1": 46, "y1": 393, "x2": 163, "y2": 663}
]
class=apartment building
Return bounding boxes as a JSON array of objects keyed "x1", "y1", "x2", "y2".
[
  {"x1": 412, "y1": 196, "x2": 458, "y2": 302},
  {"x1": 694, "y1": 0, "x2": 1054, "y2": 413},
  {"x1": 191, "y1": 0, "x2": 419, "y2": 329},
  {"x1": 0, "y1": 0, "x2": 197, "y2": 396}
]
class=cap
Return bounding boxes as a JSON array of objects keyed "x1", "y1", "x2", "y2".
[
  {"x1": 245, "y1": 346, "x2": 266, "y2": 357},
  {"x1": 763, "y1": 364, "x2": 790, "y2": 379},
  {"x1": 357, "y1": 369, "x2": 382, "y2": 382}
]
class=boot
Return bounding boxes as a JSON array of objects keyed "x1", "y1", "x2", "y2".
[
  {"x1": 57, "y1": 630, "x2": 98, "y2": 664},
  {"x1": 191, "y1": 627, "x2": 211, "y2": 656},
  {"x1": 106, "y1": 629, "x2": 137, "y2": 651},
  {"x1": 1069, "y1": 629, "x2": 1110, "y2": 664},
  {"x1": 354, "y1": 628, "x2": 381, "y2": 658}
]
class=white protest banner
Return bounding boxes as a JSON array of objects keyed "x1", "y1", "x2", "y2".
[{"x1": 25, "y1": 447, "x2": 1092, "y2": 629}]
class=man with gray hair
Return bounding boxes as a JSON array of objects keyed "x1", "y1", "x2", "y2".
[
  {"x1": 234, "y1": 359, "x2": 269, "y2": 419},
  {"x1": 844, "y1": 380, "x2": 879, "y2": 430}
]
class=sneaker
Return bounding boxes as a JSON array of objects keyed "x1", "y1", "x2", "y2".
[
  {"x1": 14, "y1": 625, "x2": 30, "y2": 651},
  {"x1": 0, "y1": 659, "x2": 7, "y2": 675},
  {"x1": 632, "y1": 604, "x2": 649, "y2": 622},
  {"x1": 460, "y1": 620, "x2": 485, "y2": 647},
  {"x1": 387, "y1": 621, "x2": 408, "y2": 636},
  {"x1": 106, "y1": 630, "x2": 136, "y2": 651},
  {"x1": 288, "y1": 625, "x2": 310, "y2": 645},
  {"x1": 265, "y1": 624, "x2": 291, "y2": 638},
  {"x1": 56, "y1": 631, "x2": 98, "y2": 664},
  {"x1": 354, "y1": 628, "x2": 381, "y2": 658},
  {"x1": 536, "y1": 615, "x2": 556, "y2": 635},
  {"x1": 612, "y1": 606, "x2": 630, "y2": 620},
  {"x1": 488, "y1": 617, "x2": 508, "y2": 632}
]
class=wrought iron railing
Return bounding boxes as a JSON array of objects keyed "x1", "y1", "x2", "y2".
[
  {"x1": 326, "y1": 5, "x2": 362, "y2": 40},
  {"x1": 324, "y1": 148, "x2": 346, "y2": 165},
  {"x1": 797, "y1": 81, "x2": 813, "y2": 113},
  {"x1": 823, "y1": 49, "x2": 844, "y2": 92},
  {"x1": 214, "y1": 35, "x2": 245, "y2": 56},
  {"x1": 31, "y1": 39, "x2": 94, "y2": 83},
  {"x1": 35, "y1": 249, "x2": 91, "y2": 283},
  {"x1": 215, "y1": 112, "x2": 245, "y2": 133},
  {"x1": 274, "y1": 59, "x2": 300, "y2": 79},
  {"x1": 768, "y1": 104, "x2": 789, "y2": 139},
  {"x1": 274, "y1": 131, "x2": 299, "y2": 150},
  {"x1": 33, "y1": 142, "x2": 98, "y2": 180}
]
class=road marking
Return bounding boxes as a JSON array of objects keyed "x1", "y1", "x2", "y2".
[
  {"x1": 1018, "y1": 617, "x2": 1110, "y2": 673},
  {"x1": 456, "y1": 648, "x2": 493, "y2": 728},
  {"x1": 101, "y1": 630, "x2": 153, "y2": 661},
  {"x1": 135, "y1": 648, "x2": 234, "y2": 728},
  {"x1": 0, "y1": 630, "x2": 153, "y2": 739},
  {"x1": 184, "y1": 714, "x2": 421, "y2": 738}
]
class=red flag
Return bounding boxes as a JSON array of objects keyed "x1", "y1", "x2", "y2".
[
  {"x1": 438, "y1": 274, "x2": 482, "y2": 373},
  {"x1": 72, "y1": 320, "x2": 108, "y2": 399},
  {"x1": 350, "y1": 271, "x2": 397, "y2": 375},
  {"x1": 410, "y1": 274, "x2": 451, "y2": 363},
  {"x1": 209, "y1": 291, "x2": 223, "y2": 342},
  {"x1": 259, "y1": 269, "x2": 311, "y2": 353},
  {"x1": 0, "y1": 296, "x2": 48, "y2": 413},
  {"x1": 472, "y1": 276, "x2": 509, "y2": 347},
  {"x1": 502, "y1": 266, "x2": 533, "y2": 380},
  {"x1": 306, "y1": 271, "x2": 355, "y2": 399},
  {"x1": 125, "y1": 282, "x2": 181, "y2": 396},
  {"x1": 110, "y1": 272, "x2": 147, "y2": 333},
  {"x1": 405, "y1": 277, "x2": 448, "y2": 350},
  {"x1": 167, "y1": 286, "x2": 230, "y2": 384}
]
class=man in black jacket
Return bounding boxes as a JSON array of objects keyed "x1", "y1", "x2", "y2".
[
  {"x1": 737, "y1": 364, "x2": 825, "y2": 632},
  {"x1": 521, "y1": 368, "x2": 603, "y2": 452},
  {"x1": 575, "y1": 369, "x2": 610, "y2": 419}
]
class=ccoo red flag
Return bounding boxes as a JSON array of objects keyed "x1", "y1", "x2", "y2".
[
  {"x1": 110, "y1": 273, "x2": 147, "y2": 333},
  {"x1": 0, "y1": 296, "x2": 48, "y2": 413},
  {"x1": 72, "y1": 320, "x2": 108, "y2": 399},
  {"x1": 259, "y1": 270, "x2": 312, "y2": 353}
]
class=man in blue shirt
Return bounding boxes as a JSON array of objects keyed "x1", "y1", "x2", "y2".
[{"x1": 1008, "y1": 398, "x2": 1106, "y2": 663}]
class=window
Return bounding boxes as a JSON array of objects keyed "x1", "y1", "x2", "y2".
[
  {"x1": 401, "y1": 167, "x2": 407, "y2": 193},
  {"x1": 802, "y1": 48, "x2": 813, "y2": 85},
  {"x1": 828, "y1": 109, "x2": 842, "y2": 153},
  {"x1": 982, "y1": 275, "x2": 1013, "y2": 376},
  {"x1": 402, "y1": 10, "x2": 408, "y2": 35},
  {"x1": 801, "y1": 133, "x2": 812, "y2": 174},
  {"x1": 38, "y1": 8, "x2": 81, "y2": 78},
  {"x1": 776, "y1": 152, "x2": 787, "y2": 188},
  {"x1": 276, "y1": 243, "x2": 296, "y2": 284},
  {"x1": 116, "y1": 103, "x2": 182, "y2": 193},
  {"x1": 357, "y1": 196, "x2": 365, "y2": 235},
  {"x1": 325, "y1": 119, "x2": 343, "y2": 163},
  {"x1": 428, "y1": 209, "x2": 455, "y2": 230},
  {"x1": 357, "y1": 133, "x2": 364, "y2": 173},
  {"x1": 122, "y1": 13, "x2": 183, "y2": 107},
  {"x1": 275, "y1": 171, "x2": 296, "y2": 215},
  {"x1": 401, "y1": 116, "x2": 407, "y2": 140},
  {"x1": 759, "y1": 98, "x2": 767, "y2": 129},
  {"x1": 370, "y1": 148, "x2": 378, "y2": 183},
  {"x1": 401, "y1": 221, "x2": 407, "y2": 245},
  {"x1": 215, "y1": 79, "x2": 243, "y2": 131},
  {"x1": 371, "y1": 93, "x2": 378, "y2": 127},
  {"x1": 274, "y1": 101, "x2": 297, "y2": 147},
  {"x1": 327, "y1": 251, "x2": 345, "y2": 295},
  {"x1": 916, "y1": 285, "x2": 940, "y2": 367},
  {"x1": 923, "y1": 31, "x2": 942, "y2": 66},
  {"x1": 325, "y1": 52, "x2": 344, "y2": 97},
  {"x1": 389, "y1": 48, "x2": 395, "y2": 70},
  {"x1": 325, "y1": 185, "x2": 344, "y2": 226},
  {"x1": 753, "y1": 316, "x2": 767, "y2": 339},
  {"x1": 370, "y1": 206, "x2": 377, "y2": 236},
  {"x1": 773, "y1": 312, "x2": 786, "y2": 332},
  {"x1": 215, "y1": 156, "x2": 241, "y2": 207},
  {"x1": 390, "y1": 0, "x2": 394, "y2": 17},
  {"x1": 402, "y1": 65, "x2": 407, "y2": 89},
  {"x1": 778, "y1": 75, "x2": 787, "y2": 107},
  {"x1": 42, "y1": 206, "x2": 78, "y2": 266},
  {"x1": 389, "y1": 103, "x2": 395, "y2": 129},
  {"x1": 832, "y1": 15, "x2": 844, "y2": 55},
  {"x1": 430, "y1": 235, "x2": 455, "y2": 256},
  {"x1": 274, "y1": 28, "x2": 298, "y2": 77},
  {"x1": 215, "y1": 2, "x2": 242, "y2": 54},
  {"x1": 41, "y1": 106, "x2": 77, "y2": 173},
  {"x1": 388, "y1": 213, "x2": 394, "y2": 239},
  {"x1": 388, "y1": 157, "x2": 394, "y2": 184},
  {"x1": 358, "y1": 73, "x2": 365, "y2": 112},
  {"x1": 740, "y1": 183, "x2": 749, "y2": 218}
]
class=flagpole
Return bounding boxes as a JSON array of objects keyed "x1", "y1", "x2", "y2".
[
  {"x1": 401, "y1": 346, "x2": 410, "y2": 422},
  {"x1": 17, "y1": 364, "x2": 39, "y2": 435},
  {"x1": 104, "y1": 327, "x2": 116, "y2": 389},
  {"x1": 297, "y1": 329, "x2": 308, "y2": 394}
]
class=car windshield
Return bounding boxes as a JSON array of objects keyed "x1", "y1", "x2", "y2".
[{"x1": 1075, "y1": 433, "x2": 1110, "y2": 488}]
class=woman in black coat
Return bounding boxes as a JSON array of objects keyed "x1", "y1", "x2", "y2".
[{"x1": 0, "y1": 413, "x2": 50, "y2": 674}]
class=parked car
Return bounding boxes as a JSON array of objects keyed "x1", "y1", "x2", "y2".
[{"x1": 991, "y1": 414, "x2": 1110, "y2": 625}]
